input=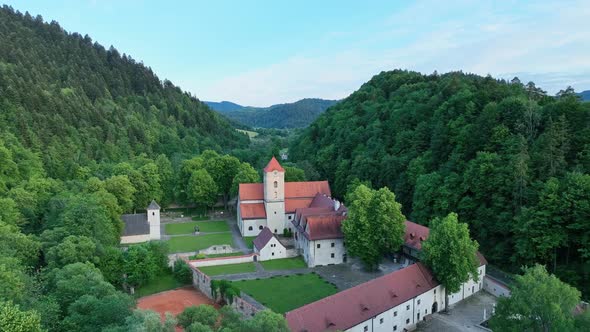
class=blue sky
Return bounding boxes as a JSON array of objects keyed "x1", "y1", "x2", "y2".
[{"x1": 4, "y1": 0, "x2": 590, "y2": 106}]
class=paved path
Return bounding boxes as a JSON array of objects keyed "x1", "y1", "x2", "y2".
[
  {"x1": 211, "y1": 267, "x2": 313, "y2": 281},
  {"x1": 416, "y1": 292, "x2": 497, "y2": 331},
  {"x1": 225, "y1": 217, "x2": 250, "y2": 253}
]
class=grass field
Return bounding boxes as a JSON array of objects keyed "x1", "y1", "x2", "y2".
[
  {"x1": 135, "y1": 271, "x2": 188, "y2": 297},
  {"x1": 167, "y1": 233, "x2": 235, "y2": 253},
  {"x1": 243, "y1": 236, "x2": 255, "y2": 249},
  {"x1": 260, "y1": 257, "x2": 307, "y2": 271},
  {"x1": 234, "y1": 273, "x2": 338, "y2": 314},
  {"x1": 165, "y1": 221, "x2": 229, "y2": 235},
  {"x1": 198, "y1": 262, "x2": 257, "y2": 276},
  {"x1": 236, "y1": 129, "x2": 259, "y2": 138}
]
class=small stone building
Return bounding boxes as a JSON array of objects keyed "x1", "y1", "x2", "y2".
[
  {"x1": 120, "y1": 200, "x2": 161, "y2": 244},
  {"x1": 253, "y1": 227, "x2": 287, "y2": 261}
]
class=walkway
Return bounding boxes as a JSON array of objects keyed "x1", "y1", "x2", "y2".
[{"x1": 225, "y1": 216, "x2": 250, "y2": 253}]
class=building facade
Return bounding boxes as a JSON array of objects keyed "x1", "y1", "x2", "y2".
[
  {"x1": 120, "y1": 200, "x2": 161, "y2": 244},
  {"x1": 252, "y1": 227, "x2": 288, "y2": 261}
]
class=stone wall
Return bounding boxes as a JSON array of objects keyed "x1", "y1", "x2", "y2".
[
  {"x1": 483, "y1": 275, "x2": 511, "y2": 298},
  {"x1": 189, "y1": 254, "x2": 257, "y2": 268}
]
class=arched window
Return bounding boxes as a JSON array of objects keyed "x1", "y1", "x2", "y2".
[
  {"x1": 248, "y1": 226, "x2": 253, "y2": 231},
  {"x1": 152, "y1": 212, "x2": 155, "y2": 216},
  {"x1": 259, "y1": 225, "x2": 263, "y2": 230},
  {"x1": 274, "y1": 181, "x2": 278, "y2": 188}
]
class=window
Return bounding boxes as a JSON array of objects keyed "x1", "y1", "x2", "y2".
[
  {"x1": 434, "y1": 289, "x2": 436, "y2": 294},
  {"x1": 274, "y1": 229, "x2": 277, "y2": 233},
  {"x1": 272, "y1": 252, "x2": 274, "y2": 256},
  {"x1": 394, "y1": 311, "x2": 397, "y2": 317},
  {"x1": 417, "y1": 313, "x2": 420, "y2": 320},
  {"x1": 364, "y1": 326, "x2": 368, "y2": 332},
  {"x1": 248, "y1": 226, "x2": 253, "y2": 231},
  {"x1": 317, "y1": 244, "x2": 321, "y2": 249},
  {"x1": 393, "y1": 326, "x2": 397, "y2": 331},
  {"x1": 406, "y1": 305, "x2": 410, "y2": 310},
  {"x1": 331, "y1": 253, "x2": 335, "y2": 258},
  {"x1": 425, "y1": 309, "x2": 427, "y2": 314},
  {"x1": 152, "y1": 212, "x2": 155, "y2": 216},
  {"x1": 274, "y1": 181, "x2": 278, "y2": 188},
  {"x1": 274, "y1": 211, "x2": 277, "y2": 214},
  {"x1": 406, "y1": 318, "x2": 410, "y2": 324},
  {"x1": 289, "y1": 216, "x2": 292, "y2": 220},
  {"x1": 331, "y1": 242, "x2": 335, "y2": 247},
  {"x1": 380, "y1": 318, "x2": 384, "y2": 324},
  {"x1": 259, "y1": 225, "x2": 263, "y2": 230},
  {"x1": 417, "y1": 299, "x2": 421, "y2": 305}
]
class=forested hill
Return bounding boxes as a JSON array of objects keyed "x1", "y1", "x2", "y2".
[
  {"x1": 0, "y1": 6, "x2": 248, "y2": 179},
  {"x1": 579, "y1": 90, "x2": 590, "y2": 101},
  {"x1": 205, "y1": 98, "x2": 339, "y2": 128},
  {"x1": 291, "y1": 70, "x2": 590, "y2": 297}
]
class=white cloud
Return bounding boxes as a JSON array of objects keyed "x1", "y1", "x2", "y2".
[{"x1": 198, "y1": 0, "x2": 590, "y2": 105}]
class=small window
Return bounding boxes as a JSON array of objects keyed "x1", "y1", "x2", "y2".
[
  {"x1": 394, "y1": 311, "x2": 397, "y2": 317},
  {"x1": 406, "y1": 305, "x2": 410, "y2": 310},
  {"x1": 274, "y1": 181, "x2": 278, "y2": 188},
  {"x1": 380, "y1": 318, "x2": 384, "y2": 324},
  {"x1": 289, "y1": 216, "x2": 292, "y2": 220},
  {"x1": 331, "y1": 253, "x2": 335, "y2": 258},
  {"x1": 272, "y1": 252, "x2": 275, "y2": 256},
  {"x1": 248, "y1": 226, "x2": 253, "y2": 231},
  {"x1": 393, "y1": 326, "x2": 397, "y2": 331},
  {"x1": 417, "y1": 299, "x2": 421, "y2": 305},
  {"x1": 274, "y1": 211, "x2": 277, "y2": 214},
  {"x1": 364, "y1": 326, "x2": 368, "y2": 332},
  {"x1": 274, "y1": 229, "x2": 277, "y2": 233},
  {"x1": 259, "y1": 225, "x2": 263, "y2": 230},
  {"x1": 406, "y1": 318, "x2": 410, "y2": 324},
  {"x1": 434, "y1": 289, "x2": 436, "y2": 294},
  {"x1": 331, "y1": 242, "x2": 335, "y2": 247},
  {"x1": 152, "y1": 212, "x2": 155, "y2": 216},
  {"x1": 317, "y1": 244, "x2": 321, "y2": 249},
  {"x1": 417, "y1": 313, "x2": 420, "y2": 320}
]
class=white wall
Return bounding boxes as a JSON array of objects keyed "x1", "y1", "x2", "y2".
[
  {"x1": 256, "y1": 236, "x2": 287, "y2": 261},
  {"x1": 121, "y1": 234, "x2": 150, "y2": 244},
  {"x1": 189, "y1": 254, "x2": 256, "y2": 268},
  {"x1": 241, "y1": 218, "x2": 268, "y2": 237},
  {"x1": 483, "y1": 275, "x2": 511, "y2": 298},
  {"x1": 448, "y1": 265, "x2": 486, "y2": 306},
  {"x1": 147, "y1": 208, "x2": 160, "y2": 240},
  {"x1": 265, "y1": 201, "x2": 286, "y2": 234},
  {"x1": 306, "y1": 238, "x2": 345, "y2": 267}
]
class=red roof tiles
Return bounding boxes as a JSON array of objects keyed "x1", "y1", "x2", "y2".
[
  {"x1": 239, "y1": 183, "x2": 264, "y2": 201},
  {"x1": 285, "y1": 198, "x2": 314, "y2": 213},
  {"x1": 286, "y1": 263, "x2": 439, "y2": 332},
  {"x1": 263, "y1": 156, "x2": 285, "y2": 172},
  {"x1": 239, "y1": 203, "x2": 266, "y2": 219},
  {"x1": 238, "y1": 181, "x2": 332, "y2": 201},
  {"x1": 306, "y1": 215, "x2": 345, "y2": 240}
]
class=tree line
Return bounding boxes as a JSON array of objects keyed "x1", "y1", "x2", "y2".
[{"x1": 291, "y1": 69, "x2": 590, "y2": 298}]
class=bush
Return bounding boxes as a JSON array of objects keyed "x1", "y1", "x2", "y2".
[
  {"x1": 177, "y1": 305, "x2": 218, "y2": 329},
  {"x1": 189, "y1": 253, "x2": 207, "y2": 260},
  {"x1": 173, "y1": 260, "x2": 193, "y2": 284}
]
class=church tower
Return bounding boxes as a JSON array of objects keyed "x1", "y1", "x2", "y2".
[
  {"x1": 263, "y1": 157, "x2": 285, "y2": 234},
  {"x1": 146, "y1": 200, "x2": 161, "y2": 240}
]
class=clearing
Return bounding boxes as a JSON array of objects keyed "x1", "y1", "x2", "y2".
[
  {"x1": 259, "y1": 257, "x2": 307, "y2": 271},
  {"x1": 166, "y1": 233, "x2": 234, "y2": 253},
  {"x1": 198, "y1": 262, "x2": 257, "y2": 276},
  {"x1": 233, "y1": 273, "x2": 338, "y2": 314},
  {"x1": 165, "y1": 220, "x2": 230, "y2": 235}
]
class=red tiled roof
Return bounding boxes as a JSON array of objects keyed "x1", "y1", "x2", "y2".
[
  {"x1": 253, "y1": 227, "x2": 275, "y2": 250},
  {"x1": 239, "y1": 183, "x2": 264, "y2": 201},
  {"x1": 404, "y1": 220, "x2": 430, "y2": 250},
  {"x1": 239, "y1": 181, "x2": 332, "y2": 201},
  {"x1": 309, "y1": 193, "x2": 335, "y2": 208},
  {"x1": 404, "y1": 220, "x2": 487, "y2": 267},
  {"x1": 306, "y1": 215, "x2": 345, "y2": 240},
  {"x1": 285, "y1": 181, "x2": 331, "y2": 198},
  {"x1": 240, "y1": 203, "x2": 266, "y2": 219},
  {"x1": 286, "y1": 263, "x2": 439, "y2": 332},
  {"x1": 263, "y1": 157, "x2": 285, "y2": 172},
  {"x1": 285, "y1": 198, "x2": 313, "y2": 213}
]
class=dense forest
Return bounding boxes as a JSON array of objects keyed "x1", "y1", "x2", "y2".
[
  {"x1": 206, "y1": 98, "x2": 338, "y2": 128},
  {"x1": 291, "y1": 70, "x2": 590, "y2": 298}
]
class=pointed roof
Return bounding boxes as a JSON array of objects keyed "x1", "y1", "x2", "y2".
[
  {"x1": 253, "y1": 227, "x2": 278, "y2": 250},
  {"x1": 146, "y1": 200, "x2": 160, "y2": 210},
  {"x1": 263, "y1": 156, "x2": 285, "y2": 173}
]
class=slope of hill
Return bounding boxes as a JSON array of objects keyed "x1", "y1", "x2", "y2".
[
  {"x1": 0, "y1": 6, "x2": 248, "y2": 179},
  {"x1": 205, "y1": 98, "x2": 339, "y2": 128},
  {"x1": 290, "y1": 69, "x2": 590, "y2": 297},
  {"x1": 578, "y1": 90, "x2": 590, "y2": 101}
]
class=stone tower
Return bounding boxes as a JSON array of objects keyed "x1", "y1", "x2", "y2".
[
  {"x1": 263, "y1": 157, "x2": 285, "y2": 234},
  {"x1": 146, "y1": 200, "x2": 161, "y2": 240}
]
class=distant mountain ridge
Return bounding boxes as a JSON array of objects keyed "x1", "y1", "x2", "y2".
[
  {"x1": 578, "y1": 90, "x2": 590, "y2": 101},
  {"x1": 205, "y1": 98, "x2": 339, "y2": 128}
]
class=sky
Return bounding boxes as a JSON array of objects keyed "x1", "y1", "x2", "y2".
[{"x1": 4, "y1": 0, "x2": 590, "y2": 106}]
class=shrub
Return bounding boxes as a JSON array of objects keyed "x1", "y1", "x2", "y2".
[{"x1": 173, "y1": 260, "x2": 193, "y2": 284}]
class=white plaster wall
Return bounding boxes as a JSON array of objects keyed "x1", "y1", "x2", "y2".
[
  {"x1": 190, "y1": 254, "x2": 255, "y2": 268},
  {"x1": 307, "y1": 238, "x2": 345, "y2": 267},
  {"x1": 449, "y1": 265, "x2": 486, "y2": 306},
  {"x1": 483, "y1": 275, "x2": 511, "y2": 298},
  {"x1": 121, "y1": 234, "x2": 150, "y2": 244},
  {"x1": 147, "y1": 208, "x2": 160, "y2": 240},
  {"x1": 285, "y1": 214, "x2": 295, "y2": 231},
  {"x1": 241, "y1": 218, "x2": 268, "y2": 236},
  {"x1": 265, "y1": 201, "x2": 285, "y2": 234},
  {"x1": 257, "y1": 237, "x2": 287, "y2": 261},
  {"x1": 264, "y1": 169, "x2": 284, "y2": 202}
]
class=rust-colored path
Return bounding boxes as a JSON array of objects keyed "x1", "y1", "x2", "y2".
[{"x1": 137, "y1": 286, "x2": 217, "y2": 318}]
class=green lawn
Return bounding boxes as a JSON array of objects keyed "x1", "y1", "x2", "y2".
[
  {"x1": 198, "y1": 262, "x2": 256, "y2": 276},
  {"x1": 191, "y1": 215, "x2": 210, "y2": 221},
  {"x1": 135, "y1": 271, "x2": 188, "y2": 298},
  {"x1": 243, "y1": 236, "x2": 255, "y2": 249},
  {"x1": 189, "y1": 252, "x2": 245, "y2": 260},
  {"x1": 260, "y1": 257, "x2": 307, "y2": 271},
  {"x1": 165, "y1": 221, "x2": 229, "y2": 235},
  {"x1": 233, "y1": 273, "x2": 338, "y2": 314},
  {"x1": 166, "y1": 233, "x2": 234, "y2": 253}
]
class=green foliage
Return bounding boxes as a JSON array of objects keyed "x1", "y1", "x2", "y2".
[
  {"x1": 284, "y1": 165, "x2": 306, "y2": 181},
  {"x1": 210, "y1": 279, "x2": 240, "y2": 304},
  {"x1": 61, "y1": 293, "x2": 134, "y2": 331},
  {"x1": 173, "y1": 259, "x2": 193, "y2": 284},
  {"x1": 104, "y1": 310, "x2": 177, "y2": 332},
  {"x1": 490, "y1": 265, "x2": 581, "y2": 331},
  {"x1": 188, "y1": 169, "x2": 218, "y2": 207},
  {"x1": 291, "y1": 69, "x2": 590, "y2": 296},
  {"x1": 177, "y1": 304, "x2": 218, "y2": 329},
  {"x1": 104, "y1": 175, "x2": 136, "y2": 213},
  {"x1": 421, "y1": 212, "x2": 479, "y2": 294},
  {"x1": 0, "y1": 301, "x2": 42, "y2": 332},
  {"x1": 230, "y1": 162, "x2": 260, "y2": 195},
  {"x1": 123, "y1": 242, "x2": 168, "y2": 288},
  {"x1": 342, "y1": 184, "x2": 406, "y2": 270},
  {"x1": 45, "y1": 235, "x2": 98, "y2": 269},
  {"x1": 241, "y1": 309, "x2": 290, "y2": 332}
]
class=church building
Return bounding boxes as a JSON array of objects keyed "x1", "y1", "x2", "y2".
[
  {"x1": 120, "y1": 200, "x2": 161, "y2": 244},
  {"x1": 237, "y1": 157, "x2": 338, "y2": 237}
]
